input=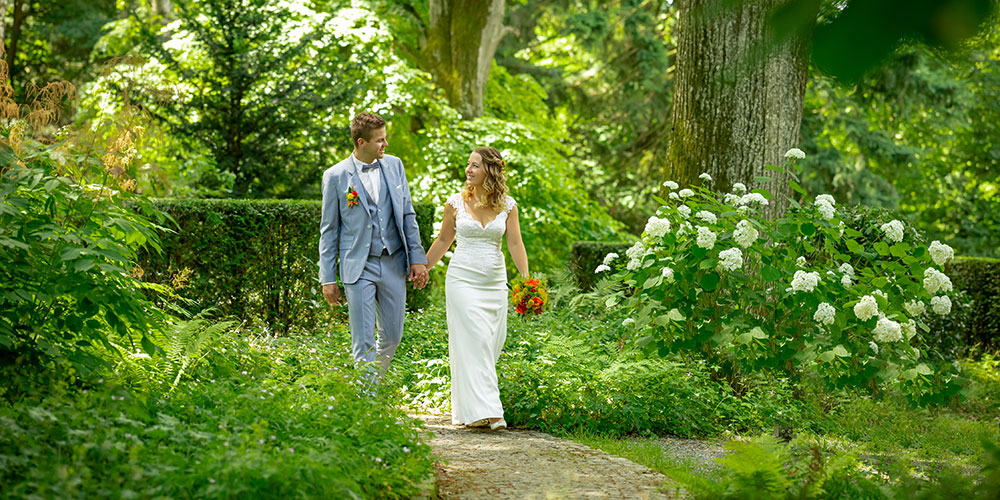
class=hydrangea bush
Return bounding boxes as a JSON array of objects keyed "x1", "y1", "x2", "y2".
[{"x1": 600, "y1": 151, "x2": 965, "y2": 404}]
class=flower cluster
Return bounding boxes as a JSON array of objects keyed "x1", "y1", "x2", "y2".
[
  {"x1": 717, "y1": 248, "x2": 743, "y2": 272},
  {"x1": 510, "y1": 277, "x2": 548, "y2": 316},
  {"x1": 879, "y1": 219, "x2": 905, "y2": 243}
]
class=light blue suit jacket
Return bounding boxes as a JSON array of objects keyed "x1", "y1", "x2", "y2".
[{"x1": 319, "y1": 154, "x2": 427, "y2": 285}]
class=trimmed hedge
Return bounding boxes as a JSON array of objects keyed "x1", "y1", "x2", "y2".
[
  {"x1": 943, "y1": 256, "x2": 1000, "y2": 350},
  {"x1": 138, "y1": 199, "x2": 435, "y2": 333},
  {"x1": 570, "y1": 241, "x2": 634, "y2": 291}
]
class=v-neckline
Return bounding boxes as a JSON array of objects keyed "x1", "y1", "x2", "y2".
[{"x1": 462, "y1": 201, "x2": 501, "y2": 230}]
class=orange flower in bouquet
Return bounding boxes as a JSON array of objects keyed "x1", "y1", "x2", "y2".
[{"x1": 510, "y1": 276, "x2": 548, "y2": 317}]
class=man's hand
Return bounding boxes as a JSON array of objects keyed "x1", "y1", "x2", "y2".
[
  {"x1": 408, "y1": 264, "x2": 430, "y2": 290},
  {"x1": 322, "y1": 283, "x2": 343, "y2": 305}
]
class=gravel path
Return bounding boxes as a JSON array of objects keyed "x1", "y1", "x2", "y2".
[{"x1": 415, "y1": 414, "x2": 675, "y2": 500}]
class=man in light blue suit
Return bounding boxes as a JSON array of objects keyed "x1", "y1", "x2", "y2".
[{"x1": 320, "y1": 112, "x2": 429, "y2": 382}]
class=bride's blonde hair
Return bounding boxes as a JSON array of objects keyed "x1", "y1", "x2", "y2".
[{"x1": 462, "y1": 146, "x2": 508, "y2": 213}]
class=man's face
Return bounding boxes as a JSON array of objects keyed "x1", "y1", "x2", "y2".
[{"x1": 358, "y1": 127, "x2": 387, "y2": 159}]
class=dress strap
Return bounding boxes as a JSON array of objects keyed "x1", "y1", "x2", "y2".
[
  {"x1": 504, "y1": 195, "x2": 516, "y2": 213},
  {"x1": 446, "y1": 193, "x2": 464, "y2": 211}
]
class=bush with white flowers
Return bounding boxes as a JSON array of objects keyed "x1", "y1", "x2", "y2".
[{"x1": 603, "y1": 157, "x2": 964, "y2": 403}]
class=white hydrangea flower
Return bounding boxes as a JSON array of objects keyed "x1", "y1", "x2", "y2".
[
  {"x1": 644, "y1": 216, "x2": 671, "y2": 239},
  {"x1": 626, "y1": 241, "x2": 647, "y2": 270},
  {"x1": 733, "y1": 220, "x2": 759, "y2": 248},
  {"x1": 796, "y1": 256, "x2": 807, "y2": 268},
  {"x1": 838, "y1": 221, "x2": 845, "y2": 237},
  {"x1": 731, "y1": 183, "x2": 747, "y2": 194},
  {"x1": 595, "y1": 264, "x2": 611, "y2": 274},
  {"x1": 677, "y1": 205, "x2": 691, "y2": 218},
  {"x1": 663, "y1": 180, "x2": 679, "y2": 190},
  {"x1": 903, "y1": 300, "x2": 926, "y2": 316},
  {"x1": 740, "y1": 193, "x2": 769, "y2": 206},
  {"x1": 790, "y1": 270, "x2": 821, "y2": 293},
  {"x1": 669, "y1": 192, "x2": 680, "y2": 201},
  {"x1": 785, "y1": 148, "x2": 806, "y2": 159},
  {"x1": 902, "y1": 319, "x2": 917, "y2": 340},
  {"x1": 854, "y1": 295, "x2": 879, "y2": 321},
  {"x1": 838, "y1": 263, "x2": 855, "y2": 276},
  {"x1": 724, "y1": 193, "x2": 741, "y2": 205},
  {"x1": 661, "y1": 267, "x2": 674, "y2": 280},
  {"x1": 815, "y1": 194, "x2": 836, "y2": 206},
  {"x1": 879, "y1": 220, "x2": 905, "y2": 243},
  {"x1": 622, "y1": 318, "x2": 635, "y2": 327},
  {"x1": 814, "y1": 302, "x2": 836, "y2": 325},
  {"x1": 873, "y1": 317, "x2": 902, "y2": 343},
  {"x1": 841, "y1": 274, "x2": 853, "y2": 287},
  {"x1": 873, "y1": 289, "x2": 888, "y2": 300},
  {"x1": 928, "y1": 240, "x2": 955, "y2": 267},
  {"x1": 699, "y1": 172, "x2": 713, "y2": 183},
  {"x1": 603, "y1": 252, "x2": 619, "y2": 266},
  {"x1": 679, "y1": 189, "x2": 695, "y2": 198},
  {"x1": 923, "y1": 268, "x2": 953, "y2": 294},
  {"x1": 815, "y1": 200, "x2": 835, "y2": 220},
  {"x1": 931, "y1": 295, "x2": 952, "y2": 315},
  {"x1": 676, "y1": 222, "x2": 693, "y2": 237},
  {"x1": 696, "y1": 226, "x2": 717, "y2": 250},
  {"x1": 717, "y1": 248, "x2": 743, "y2": 272},
  {"x1": 695, "y1": 210, "x2": 717, "y2": 224},
  {"x1": 869, "y1": 341, "x2": 879, "y2": 354}
]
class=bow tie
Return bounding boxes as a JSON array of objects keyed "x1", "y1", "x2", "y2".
[{"x1": 361, "y1": 160, "x2": 380, "y2": 172}]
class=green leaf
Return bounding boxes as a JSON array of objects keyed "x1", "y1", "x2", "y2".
[
  {"x1": 642, "y1": 276, "x2": 661, "y2": 289},
  {"x1": 916, "y1": 363, "x2": 933, "y2": 376},
  {"x1": 754, "y1": 175, "x2": 774, "y2": 183},
  {"x1": 60, "y1": 247, "x2": 83, "y2": 261},
  {"x1": 889, "y1": 243, "x2": 911, "y2": 258},
  {"x1": 789, "y1": 180, "x2": 807, "y2": 195},
  {"x1": 761, "y1": 265, "x2": 781, "y2": 282},
  {"x1": 74, "y1": 259, "x2": 96, "y2": 272},
  {"x1": 831, "y1": 345, "x2": 851, "y2": 357},
  {"x1": 700, "y1": 272, "x2": 720, "y2": 292},
  {"x1": 846, "y1": 239, "x2": 864, "y2": 254},
  {"x1": 800, "y1": 222, "x2": 816, "y2": 236},
  {"x1": 874, "y1": 242, "x2": 890, "y2": 256},
  {"x1": 844, "y1": 227, "x2": 863, "y2": 238},
  {"x1": 699, "y1": 258, "x2": 716, "y2": 270},
  {"x1": 605, "y1": 296, "x2": 619, "y2": 308},
  {"x1": 819, "y1": 351, "x2": 836, "y2": 363},
  {"x1": 141, "y1": 336, "x2": 157, "y2": 355}
]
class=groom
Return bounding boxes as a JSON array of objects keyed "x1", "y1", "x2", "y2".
[{"x1": 319, "y1": 112, "x2": 429, "y2": 381}]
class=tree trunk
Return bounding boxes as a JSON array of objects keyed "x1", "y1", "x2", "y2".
[
  {"x1": 5, "y1": 0, "x2": 27, "y2": 87},
  {"x1": 423, "y1": 0, "x2": 508, "y2": 119},
  {"x1": 152, "y1": 0, "x2": 173, "y2": 17},
  {"x1": 665, "y1": 0, "x2": 815, "y2": 218},
  {"x1": 0, "y1": 0, "x2": 9, "y2": 47}
]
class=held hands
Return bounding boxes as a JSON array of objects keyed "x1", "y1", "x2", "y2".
[{"x1": 408, "y1": 264, "x2": 430, "y2": 290}]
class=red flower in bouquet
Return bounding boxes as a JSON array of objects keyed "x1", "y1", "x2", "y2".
[{"x1": 510, "y1": 276, "x2": 548, "y2": 317}]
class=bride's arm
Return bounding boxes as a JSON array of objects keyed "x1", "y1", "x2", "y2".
[
  {"x1": 505, "y1": 206, "x2": 529, "y2": 277},
  {"x1": 425, "y1": 203, "x2": 458, "y2": 270}
]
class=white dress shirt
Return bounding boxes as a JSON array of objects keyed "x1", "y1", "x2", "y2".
[{"x1": 352, "y1": 153, "x2": 381, "y2": 204}]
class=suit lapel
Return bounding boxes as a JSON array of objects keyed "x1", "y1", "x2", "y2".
[{"x1": 346, "y1": 158, "x2": 372, "y2": 215}]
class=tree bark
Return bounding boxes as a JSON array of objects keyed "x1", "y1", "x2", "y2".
[
  {"x1": 5, "y1": 0, "x2": 27, "y2": 87},
  {"x1": 665, "y1": 0, "x2": 815, "y2": 218},
  {"x1": 152, "y1": 0, "x2": 172, "y2": 18},
  {"x1": 423, "y1": 0, "x2": 509, "y2": 119},
  {"x1": 0, "y1": 0, "x2": 9, "y2": 47}
]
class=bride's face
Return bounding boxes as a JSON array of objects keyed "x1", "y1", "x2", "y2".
[{"x1": 465, "y1": 152, "x2": 485, "y2": 187}]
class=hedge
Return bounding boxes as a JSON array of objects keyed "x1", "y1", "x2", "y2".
[
  {"x1": 569, "y1": 241, "x2": 634, "y2": 291},
  {"x1": 138, "y1": 199, "x2": 435, "y2": 333},
  {"x1": 943, "y1": 256, "x2": 1000, "y2": 350}
]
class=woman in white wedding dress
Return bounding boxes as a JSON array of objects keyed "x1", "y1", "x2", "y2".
[{"x1": 424, "y1": 146, "x2": 529, "y2": 431}]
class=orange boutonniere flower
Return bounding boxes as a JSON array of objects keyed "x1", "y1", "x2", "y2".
[{"x1": 346, "y1": 186, "x2": 359, "y2": 207}]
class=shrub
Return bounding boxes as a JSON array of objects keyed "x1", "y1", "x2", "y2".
[
  {"x1": 569, "y1": 241, "x2": 633, "y2": 291},
  {"x1": 603, "y1": 158, "x2": 965, "y2": 404},
  {"x1": 137, "y1": 199, "x2": 436, "y2": 333},
  {"x1": 941, "y1": 256, "x2": 1000, "y2": 350}
]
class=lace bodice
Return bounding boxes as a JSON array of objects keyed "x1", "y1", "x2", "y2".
[{"x1": 447, "y1": 193, "x2": 515, "y2": 269}]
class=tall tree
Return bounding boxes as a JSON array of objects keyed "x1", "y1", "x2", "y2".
[{"x1": 666, "y1": 0, "x2": 816, "y2": 219}]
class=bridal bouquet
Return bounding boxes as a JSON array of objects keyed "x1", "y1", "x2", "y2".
[{"x1": 510, "y1": 276, "x2": 548, "y2": 316}]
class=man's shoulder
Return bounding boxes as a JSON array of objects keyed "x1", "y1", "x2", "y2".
[
  {"x1": 323, "y1": 156, "x2": 354, "y2": 178},
  {"x1": 381, "y1": 154, "x2": 404, "y2": 167}
]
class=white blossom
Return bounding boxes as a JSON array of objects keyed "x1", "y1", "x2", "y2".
[
  {"x1": 930, "y1": 295, "x2": 952, "y2": 315},
  {"x1": 696, "y1": 226, "x2": 717, "y2": 250},
  {"x1": 903, "y1": 300, "x2": 926, "y2": 316},
  {"x1": 731, "y1": 183, "x2": 747, "y2": 194},
  {"x1": 790, "y1": 270, "x2": 821, "y2": 293},
  {"x1": 869, "y1": 341, "x2": 879, "y2": 354},
  {"x1": 854, "y1": 295, "x2": 879, "y2": 321},
  {"x1": 815, "y1": 200, "x2": 836, "y2": 220},
  {"x1": 785, "y1": 148, "x2": 806, "y2": 159},
  {"x1": 676, "y1": 222, "x2": 693, "y2": 237},
  {"x1": 644, "y1": 216, "x2": 672, "y2": 239},
  {"x1": 699, "y1": 172, "x2": 713, "y2": 183},
  {"x1": 677, "y1": 205, "x2": 691, "y2": 218},
  {"x1": 923, "y1": 268, "x2": 953, "y2": 294},
  {"x1": 679, "y1": 189, "x2": 695, "y2": 198},
  {"x1": 718, "y1": 248, "x2": 743, "y2": 272},
  {"x1": 595, "y1": 264, "x2": 611, "y2": 274},
  {"x1": 879, "y1": 220, "x2": 905, "y2": 243},
  {"x1": 902, "y1": 319, "x2": 917, "y2": 340},
  {"x1": 873, "y1": 317, "x2": 903, "y2": 343},
  {"x1": 663, "y1": 180, "x2": 679, "y2": 190},
  {"x1": 841, "y1": 274, "x2": 853, "y2": 287},
  {"x1": 814, "y1": 302, "x2": 836, "y2": 325},
  {"x1": 661, "y1": 267, "x2": 674, "y2": 280},
  {"x1": 626, "y1": 241, "x2": 647, "y2": 270},
  {"x1": 622, "y1": 318, "x2": 635, "y2": 327},
  {"x1": 740, "y1": 193, "x2": 769, "y2": 206},
  {"x1": 603, "y1": 253, "x2": 619, "y2": 266},
  {"x1": 873, "y1": 289, "x2": 888, "y2": 300},
  {"x1": 669, "y1": 192, "x2": 680, "y2": 201},
  {"x1": 695, "y1": 210, "x2": 717, "y2": 224},
  {"x1": 838, "y1": 263, "x2": 855, "y2": 276},
  {"x1": 928, "y1": 240, "x2": 955, "y2": 267},
  {"x1": 815, "y1": 194, "x2": 836, "y2": 206},
  {"x1": 796, "y1": 256, "x2": 807, "y2": 268},
  {"x1": 733, "y1": 220, "x2": 759, "y2": 248},
  {"x1": 724, "y1": 193, "x2": 741, "y2": 205}
]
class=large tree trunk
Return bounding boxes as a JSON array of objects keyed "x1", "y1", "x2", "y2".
[
  {"x1": 0, "y1": 0, "x2": 9, "y2": 46},
  {"x1": 665, "y1": 0, "x2": 815, "y2": 218},
  {"x1": 4, "y1": 0, "x2": 27, "y2": 87},
  {"x1": 423, "y1": 0, "x2": 508, "y2": 119},
  {"x1": 152, "y1": 0, "x2": 173, "y2": 17}
]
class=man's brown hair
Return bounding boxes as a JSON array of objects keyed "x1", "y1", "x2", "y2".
[{"x1": 350, "y1": 112, "x2": 386, "y2": 148}]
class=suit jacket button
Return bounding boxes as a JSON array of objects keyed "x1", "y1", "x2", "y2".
[
  {"x1": 365, "y1": 243, "x2": 370, "y2": 247},
  {"x1": 368, "y1": 225, "x2": 372, "y2": 229}
]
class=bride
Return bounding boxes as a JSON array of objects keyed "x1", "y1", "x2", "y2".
[{"x1": 424, "y1": 146, "x2": 529, "y2": 431}]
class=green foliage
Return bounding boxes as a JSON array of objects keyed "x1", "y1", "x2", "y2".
[
  {"x1": 137, "y1": 199, "x2": 436, "y2": 333},
  {"x1": 569, "y1": 241, "x2": 633, "y2": 290},
  {"x1": 0, "y1": 329, "x2": 435, "y2": 499},
  {"x1": 941, "y1": 256, "x2": 1000, "y2": 349},
  {"x1": 603, "y1": 160, "x2": 966, "y2": 404},
  {"x1": 0, "y1": 122, "x2": 169, "y2": 394}
]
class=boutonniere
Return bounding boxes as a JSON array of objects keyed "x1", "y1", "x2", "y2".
[{"x1": 346, "y1": 186, "x2": 359, "y2": 207}]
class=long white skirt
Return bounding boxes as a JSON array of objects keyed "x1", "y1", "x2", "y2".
[{"x1": 446, "y1": 257, "x2": 507, "y2": 425}]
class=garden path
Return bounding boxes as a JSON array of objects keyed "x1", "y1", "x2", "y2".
[{"x1": 414, "y1": 413, "x2": 677, "y2": 500}]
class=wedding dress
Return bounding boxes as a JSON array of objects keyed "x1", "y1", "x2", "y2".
[{"x1": 445, "y1": 193, "x2": 516, "y2": 425}]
